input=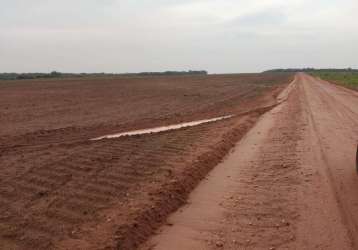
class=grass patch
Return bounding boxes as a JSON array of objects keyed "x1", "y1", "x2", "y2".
[{"x1": 311, "y1": 71, "x2": 358, "y2": 89}]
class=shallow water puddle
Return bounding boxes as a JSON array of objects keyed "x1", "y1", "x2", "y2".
[{"x1": 91, "y1": 115, "x2": 233, "y2": 141}]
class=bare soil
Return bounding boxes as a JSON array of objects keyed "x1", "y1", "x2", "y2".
[
  {"x1": 0, "y1": 74, "x2": 291, "y2": 250},
  {"x1": 142, "y1": 73, "x2": 358, "y2": 250}
]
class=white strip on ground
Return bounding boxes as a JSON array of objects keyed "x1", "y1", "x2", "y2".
[{"x1": 91, "y1": 115, "x2": 233, "y2": 141}]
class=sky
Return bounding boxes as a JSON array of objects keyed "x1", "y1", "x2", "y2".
[{"x1": 0, "y1": 0, "x2": 357, "y2": 73}]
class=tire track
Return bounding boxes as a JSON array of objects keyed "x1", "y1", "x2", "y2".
[{"x1": 300, "y1": 74, "x2": 358, "y2": 248}]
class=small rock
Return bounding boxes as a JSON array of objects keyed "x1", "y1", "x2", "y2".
[
  {"x1": 37, "y1": 191, "x2": 46, "y2": 197},
  {"x1": 281, "y1": 219, "x2": 290, "y2": 226},
  {"x1": 216, "y1": 241, "x2": 224, "y2": 247}
]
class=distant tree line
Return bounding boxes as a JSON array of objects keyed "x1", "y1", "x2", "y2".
[
  {"x1": 136, "y1": 70, "x2": 208, "y2": 76},
  {"x1": 0, "y1": 70, "x2": 208, "y2": 80},
  {"x1": 264, "y1": 68, "x2": 358, "y2": 73}
]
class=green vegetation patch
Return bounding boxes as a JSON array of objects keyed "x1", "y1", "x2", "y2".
[{"x1": 311, "y1": 71, "x2": 358, "y2": 89}]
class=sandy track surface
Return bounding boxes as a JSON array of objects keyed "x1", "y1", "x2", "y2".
[
  {"x1": 0, "y1": 74, "x2": 290, "y2": 249},
  {"x1": 142, "y1": 73, "x2": 358, "y2": 250}
]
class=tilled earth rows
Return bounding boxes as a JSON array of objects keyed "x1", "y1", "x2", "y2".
[{"x1": 0, "y1": 74, "x2": 292, "y2": 249}]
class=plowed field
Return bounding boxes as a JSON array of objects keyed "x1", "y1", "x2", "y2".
[{"x1": 0, "y1": 74, "x2": 292, "y2": 249}]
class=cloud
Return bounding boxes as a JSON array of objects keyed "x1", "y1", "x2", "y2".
[
  {"x1": 0, "y1": 0, "x2": 357, "y2": 73},
  {"x1": 231, "y1": 8, "x2": 287, "y2": 28}
]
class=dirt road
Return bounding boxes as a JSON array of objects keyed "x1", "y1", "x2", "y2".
[{"x1": 142, "y1": 73, "x2": 358, "y2": 250}]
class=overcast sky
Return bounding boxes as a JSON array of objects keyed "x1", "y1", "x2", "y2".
[{"x1": 1, "y1": 0, "x2": 357, "y2": 73}]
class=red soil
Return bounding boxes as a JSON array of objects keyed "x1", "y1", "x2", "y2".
[{"x1": 0, "y1": 73, "x2": 291, "y2": 249}]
